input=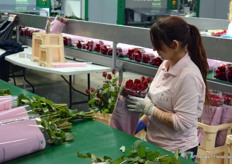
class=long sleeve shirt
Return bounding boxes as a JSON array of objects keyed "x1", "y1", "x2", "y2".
[{"x1": 146, "y1": 54, "x2": 205, "y2": 153}]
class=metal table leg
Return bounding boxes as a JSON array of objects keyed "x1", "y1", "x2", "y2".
[
  {"x1": 61, "y1": 75, "x2": 90, "y2": 109},
  {"x1": 23, "y1": 69, "x2": 35, "y2": 93}
]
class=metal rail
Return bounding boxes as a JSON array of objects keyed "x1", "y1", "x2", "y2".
[{"x1": 14, "y1": 12, "x2": 232, "y2": 91}]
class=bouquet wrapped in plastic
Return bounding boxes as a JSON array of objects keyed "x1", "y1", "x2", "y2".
[
  {"x1": 198, "y1": 90, "x2": 232, "y2": 147},
  {"x1": 110, "y1": 76, "x2": 152, "y2": 135},
  {"x1": 216, "y1": 93, "x2": 232, "y2": 146},
  {"x1": 0, "y1": 94, "x2": 95, "y2": 162},
  {"x1": 0, "y1": 95, "x2": 18, "y2": 112},
  {"x1": 0, "y1": 106, "x2": 46, "y2": 163},
  {"x1": 45, "y1": 16, "x2": 67, "y2": 34}
]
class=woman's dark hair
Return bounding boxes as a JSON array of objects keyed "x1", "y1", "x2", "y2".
[{"x1": 150, "y1": 16, "x2": 209, "y2": 104}]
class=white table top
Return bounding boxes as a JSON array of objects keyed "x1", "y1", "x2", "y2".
[{"x1": 5, "y1": 47, "x2": 112, "y2": 76}]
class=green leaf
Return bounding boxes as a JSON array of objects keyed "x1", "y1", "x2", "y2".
[
  {"x1": 174, "y1": 149, "x2": 180, "y2": 160},
  {"x1": 132, "y1": 140, "x2": 143, "y2": 150},
  {"x1": 76, "y1": 152, "x2": 89, "y2": 159},
  {"x1": 137, "y1": 146, "x2": 146, "y2": 157},
  {"x1": 146, "y1": 151, "x2": 160, "y2": 161},
  {"x1": 145, "y1": 161, "x2": 155, "y2": 164}
]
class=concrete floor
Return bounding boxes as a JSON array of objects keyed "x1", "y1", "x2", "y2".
[{"x1": 9, "y1": 68, "x2": 142, "y2": 111}]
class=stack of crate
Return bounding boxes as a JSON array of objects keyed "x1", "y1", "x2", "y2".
[
  {"x1": 32, "y1": 32, "x2": 65, "y2": 67},
  {"x1": 197, "y1": 122, "x2": 232, "y2": 164}
]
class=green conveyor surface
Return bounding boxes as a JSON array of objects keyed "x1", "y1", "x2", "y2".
[{"x1": 0, "y1": 80, "x2": 195, "y2": 164}]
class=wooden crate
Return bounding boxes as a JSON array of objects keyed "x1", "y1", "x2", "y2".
[
  {"x1": 226, "y1": 135, "x2": 232, "y2": 164},
  {"x1": 32, "y1": 32, "x2": 44, "y2": 62},
  {"x1": 32, "y1": 33, "x2": 63, "y2": 62},
  {"x1": 93, "y1": 112, "x2": 112, "y2": 126},
  {"x1": 39, "y1": 45, "x2": 65, "y2": 67},
  {"x1": 196, "y1": 122, "x2": 232, "y2": 164}
]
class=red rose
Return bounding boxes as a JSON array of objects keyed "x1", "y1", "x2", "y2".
[
  {"x1": 108, "y1": 48, "x2": 112, "y2": 55},
  {"x1": 76, "y1": 41, "x2": 82, "y2": 49},
  {"x1": 146, "y1": 78, "x2": 152, "y2": 83},
  {"x1": 112, "y1": 69, "x2": 116, "y2": 75},
  {"x1": 134, "y1": 83, "x2": 144, "y2": 91},
  {"x1": 118, "y1": 81, "x2": 122, "y2": 86},
  {"x1": 142, "y1": 81, "x2": 148, "y2": 90},
  {"x1": 141, "y1": 76, "x2": 145, "y2": 82},
  {"x1": 125, "y1": 79, "x2": 134, "y2": 89},
  {"x1": 85, "y1": 89, "x2": 90, "y2": 94},
  {"x1": 102, "y1": 72, "x2": 107, "y2": 77},
  {"x1": 97, "y1": 93, "x2": 102, "y2": 98},
  {"x1": 142, "y1": 54, "x2": 150, "y2": 63},
  {"x1": 90, "y1": 88, "x2": 95, "y2": 92},
  {"x1": 94, "y1": 44, "x2": 101, "y2": 52},
  {"x1": 107, "y1": 74, "x2": 112, "y2": 80},
  {"x1": 134, "y1": 79, "x2": 141, "y2": 85}
]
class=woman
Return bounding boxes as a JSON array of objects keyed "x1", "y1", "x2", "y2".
[{"x1": 127, "y1": 16, "x2": 209, "y2": 159}]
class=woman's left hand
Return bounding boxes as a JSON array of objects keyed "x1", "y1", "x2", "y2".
[{"x1": 126, "y1": 96, "x2": 156, "y2": 116}]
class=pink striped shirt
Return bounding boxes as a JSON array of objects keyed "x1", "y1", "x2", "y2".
[{"x1": 146, "y1": 54, "x2": 205, "y2": 152}]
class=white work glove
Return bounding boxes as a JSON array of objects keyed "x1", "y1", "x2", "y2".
[{"x1": 126, "y1": 96, "x2": 156, "y2": 116}]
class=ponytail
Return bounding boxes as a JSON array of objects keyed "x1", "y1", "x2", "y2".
[{"x1": 188, "y1": 24, "x2": 210, "y2": 105}]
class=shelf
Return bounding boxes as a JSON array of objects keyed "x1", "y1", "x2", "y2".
[
  {"x1": 207, "y1": 72, "x2": 232, "y2": 93},
  {"x1": 15, "y1": 12, "x2": 232, "y2": 92}
]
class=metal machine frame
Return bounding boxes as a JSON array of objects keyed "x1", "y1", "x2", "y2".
[{"x1": 12, "y1": 12, "x2": 232, "y2": 92}]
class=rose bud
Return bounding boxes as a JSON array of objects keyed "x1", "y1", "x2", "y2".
[
  {"x1": 146, "y1": 78, "x2": 152, "y2": 83},
  {"x1": 118, "y1": 81, "x2": 122, "y2": 86},
  {"x1": 85, "y1": 89, "x2": 90, "y2": 94},
  {"x1": 97, "y1": 93, "x2": 102, "y2": 98},
  {"x1": 141, "y1": 76, "x2": 145, "y2": 82},
  {"x1": 102, "y1": 72, "x2": 107, "y2": 77},
  {"x1": 112, "y1": 69, "x2": 116, "y2": 75},
  {"x1": 90, "y1": 88, "x2": 95, "y2": 92},
  {"x1": 125, "y1": 80, "x2": 134, "y2": 89},
  {"x1": 107, "y1": 74, "x2": 112, "y2": 80}
]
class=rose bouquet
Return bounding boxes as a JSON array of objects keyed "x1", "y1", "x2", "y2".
[
  {"x1": 149, "y1": 57, "x2": 163, "y2": 66},
  {"x1": 227, "y1": 64, "x2": 232, "y2": 82},
  {"x1": 127, "y1": 48, "x2": 145, "y2": 62},
  {"x1": 214, "y1": 64, "x2": 227, "y2": 81},
  {"x1": 45, "y1": 16, "x2": 67, "y2": 34},
  {"x1": 0, "y1": 95, "x2": 18, "y2": 112},
  {"x1": 198, "y1": 90, "x2": 224, "y2": 146},
  {"x1": 85, "y1": 40, "x2": 94, "y2": 51},
  {"x1": 110, "y1": 76, "x2": 152, "y2": 135},
  {"x1": 216, "y1": 92, "x2": 232, "y2": 146},
  {"x1": 76, "y1": 40, "x2": 86, "y2": 49},
  {"x1": 63, "y1": 36, "x2": 72, "y2": 46},
  {"x1": 121, "y1": 76, "x2": 152, "y2": 98}
]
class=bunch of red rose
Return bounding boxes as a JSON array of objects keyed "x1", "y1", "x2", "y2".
[
  {"x1": 63, "y1": 37, "x2": 72, "y2": 46},
  {"x1": 19, "y1": 26, "x2": 40, "y2": 38},
  {"x1": 107, "y1": 48, "x2": 123, "y2": 57},
  {"x1": 76, "y1": 40, "x2": 86, "y2": 49},
  {"x1": 149, "y1": 57, "x2": 163, "y2": 66},
  {"x1": 227, "y1": 64, "x2": 232, "y2": 82},
  {"x1": 100, "y1": 45, "x2": 111, "y2": 55},
  {"x1": 121, "y1": 77, "x2": 152, "y2": 98},
  {"x1": 212, "y1": 30, "x2": 227, "y2": 37},
  {"x1": 127, "y1": 48, "x2": 145, "y2": 62},
  {"x1": 94, "y1": 43, "x2": 101, "y2": 52},
  {"x1": 214, "y1": 65, "x2": 227, "y2": 81},
  {"x1": 209, "y1": 91, "x2": 224, "y2": 107},
  {"x1": 222, "y1": 93, "x2": 232, "y2": 106},
  {"x1": 85, "y1": 40, "x2": 94, "y2": 51}
]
